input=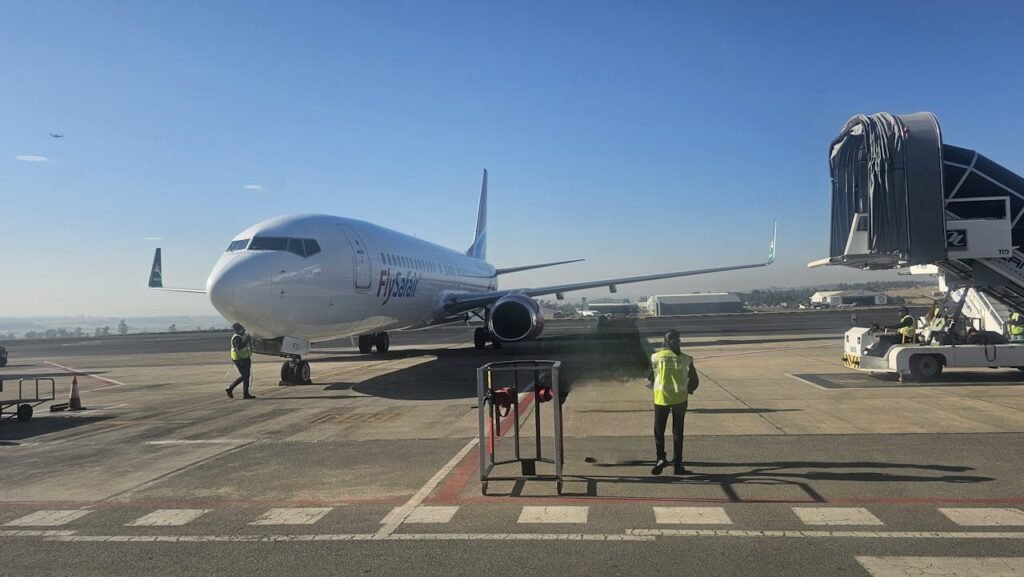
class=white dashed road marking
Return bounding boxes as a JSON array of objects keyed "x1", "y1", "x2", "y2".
[
  {"x1": 375, "y1": 438, "x2": 478, "y2": 538},
  {"x1": 653, "y1": 507, "x2": 732, "y2": 525},
  {"x1": 938, "y1": 508, "x2": 1024, "y2": 527},
  {"x1": 403, "y1": 507, "x2": 460, "y2": 524},
  {"x1": 856, "y1": 556, "x2": 1024, "y2": 577},
  {"x1": 4, "y1": 510, "x2": 91, "y2": 527},
  {"x1": 792, "y1": 507, "x2": 884, "y2": 526},
  {"x1": 127, "y1": 509, "x2": 210, "y2": 527},
  {"x1": 518, "y1": 506, "x2": 588, "y2": 524},
  {"x1": 249, "y1": 508, "x2": 333, "y2": 526}
]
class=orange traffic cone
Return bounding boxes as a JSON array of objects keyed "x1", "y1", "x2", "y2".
[{"x1": 69, "y1": 376, "x2": 85, "y2": 411}]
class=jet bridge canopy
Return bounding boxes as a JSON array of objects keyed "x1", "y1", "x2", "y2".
[{"x1": 812, "y1": 111, "x2": 1024, "y2": 311}]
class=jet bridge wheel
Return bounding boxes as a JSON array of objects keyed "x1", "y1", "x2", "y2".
[{"x1": 909, "y1": 354, "x2": 943, "y2": 381}]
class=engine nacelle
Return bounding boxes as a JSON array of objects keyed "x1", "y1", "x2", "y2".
[{"x1": 489, "y1": 294, "x2": 545, "y2": 342}]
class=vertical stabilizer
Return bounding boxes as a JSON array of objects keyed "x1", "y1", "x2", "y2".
[{"x1": 467, "y1": 169, "x2": 487, "y2": 260}]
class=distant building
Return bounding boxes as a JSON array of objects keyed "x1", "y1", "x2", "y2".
[
  {"x1": 810, "y1": 289, "x2": 887, "y2": 307},
  {"x1": 647, "y1": 293, "x2": 744, "y2": 316}
]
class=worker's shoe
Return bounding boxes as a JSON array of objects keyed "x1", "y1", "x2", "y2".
[
  {"x1": 242, "y1": 394, "x2": 256, "y2": 399},
  {"x1": 651, "y1": 459, "x2": 669, "y2": 476},
  {"x1": 673, "y1": 463, "x2": 690, "y2": 475},
  {"x1": 225, "y1": 388, "x2": 234, "y2": 399}
]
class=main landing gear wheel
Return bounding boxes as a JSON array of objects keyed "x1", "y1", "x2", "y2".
[
  {"x1": 375, "y1": 332, "x2": 390, "y2": 353},
  {"x1": 491, "y1": 336, "x2": 502, "y2": 350},
  {"x1": 358, "y1": 335, "x2": 373, "y2": 354},
  {"x1": 474, "y1": 327, "x2": 487, "y2": 350}
]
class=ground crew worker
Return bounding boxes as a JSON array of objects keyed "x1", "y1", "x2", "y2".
[
  {"x1": 1008, "y1": 311, "x2": 1024, "y2": 342},
  {"x1": 868, "y1": 306, "x2": 917, "y2": 356},
  {"x1": 648, "y1": 329, "x2": 699, "y2": 476},
  {"x1": 226, "y1": 322, "x2": 255, "y2": 399}
]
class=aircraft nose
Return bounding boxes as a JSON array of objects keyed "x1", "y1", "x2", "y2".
[{"x1": 207, "y1": 255, "x2": 271, "y2": 326}]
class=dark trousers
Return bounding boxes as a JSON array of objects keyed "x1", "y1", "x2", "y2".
[
  {"x1": 654, "y1": 402, "x2": 687, "y2": 464},
  {"x1": 229, "y1": 358, "x2": 251, "y2": 395}
]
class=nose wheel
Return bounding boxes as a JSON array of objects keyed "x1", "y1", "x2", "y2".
[{"x1": 280, "y1": 359, "x2": 311, "y2": 385}]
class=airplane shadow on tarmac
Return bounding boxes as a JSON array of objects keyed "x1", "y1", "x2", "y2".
[
  {"x1": 301, "y1": 324, "x2": 653, "y2": 401},
  {"x1": 0, "y1": 415, "x2": 116, "y2": 442},
  {"x1": 557, "y1": 459, "x2": 994, "y2": 501}
]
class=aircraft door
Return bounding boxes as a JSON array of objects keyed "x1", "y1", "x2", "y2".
[{"x1": 337, "y1": 225, "x2": 372, "y2": 291}]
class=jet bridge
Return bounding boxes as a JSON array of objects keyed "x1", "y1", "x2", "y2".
[{"x1": 811, "y1": 111, "x2": 1024, "y2": 312}]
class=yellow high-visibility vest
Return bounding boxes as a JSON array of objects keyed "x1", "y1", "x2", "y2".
[
  {"x1": 898, "y1": 314, "x2": 916, "y2": 343},
  {"x1": 230, "y1": 335, "x2": 252, "y2": 360},
  {"x1": 650, "y1": 349, "x2": 692, "y2": 406},
  {"x1": 1011, "y1": 313, "x2": 1024, "y2": 336}
]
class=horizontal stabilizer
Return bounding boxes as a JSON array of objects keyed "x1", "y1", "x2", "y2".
[{"x1": 495, "y1": 259, "x2": 584, "y2": 275}]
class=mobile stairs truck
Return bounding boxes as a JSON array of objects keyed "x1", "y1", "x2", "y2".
[{"x1": 810, "y1": 111, "x2": 1024, "y2": 382}]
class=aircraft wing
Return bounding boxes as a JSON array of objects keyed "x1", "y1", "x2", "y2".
[
  {"x1": 445, "y1": 222, "x2": 776, "y2": 314},
  {"x1": 147, "y1": 248, "x2": 207, "y2": 294}
]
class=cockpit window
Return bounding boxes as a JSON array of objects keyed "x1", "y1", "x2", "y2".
[
  {"x1": 249, "y1": 237, "x2": 289, "y2": 251},
  {"x1": 226, "y1": 239, "x2": 249, "y2": 252},
  {"x1": 248, "y1": 236, "x2": 321, "y2": 258}
]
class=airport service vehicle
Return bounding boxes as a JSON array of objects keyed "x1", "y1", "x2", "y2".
[
  {"x1": 151, "y1": 171, "x2": 776, "y2": 384},
  {"x1": 842, "y1": 326, "x2": 1024, "y2": 382},
  {"x1": 812, "y1": 111, "x2": 1024, "y2": 381}
]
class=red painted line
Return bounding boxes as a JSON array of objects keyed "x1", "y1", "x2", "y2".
[
  {"x1": 448, "y1": 494, "x2": 1024, "y2": 506},
  {"x1": 0, "y1": 497, "x2": 408, "y2": 509},
  {"x1": 430, "y1": 394, "x2": 536, "y2": 503}
]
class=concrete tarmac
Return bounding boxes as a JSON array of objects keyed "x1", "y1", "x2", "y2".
[{"x1": 1, "y1": 310, "x2": 1022, "y2": 577}]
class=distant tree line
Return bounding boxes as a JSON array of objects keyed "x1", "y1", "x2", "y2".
[{"x1": 11, "y1": 319, "x2": 225, "y2": 340}]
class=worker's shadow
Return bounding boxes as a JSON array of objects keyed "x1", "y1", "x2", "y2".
[{"x1": 554, "y1": 459, "x2": 993, "y2": 501}]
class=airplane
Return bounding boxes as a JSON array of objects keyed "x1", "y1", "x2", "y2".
[
  {"x1": 49, "y1": 133, "x2": 64, "y2": 138},
  {"x1": 149, "y1": 170, "x2": 777, "y2": 384}
]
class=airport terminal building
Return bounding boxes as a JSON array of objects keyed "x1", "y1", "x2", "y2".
[{"x1": 646, "y1": 293, "x2": 744, "y2": 316}]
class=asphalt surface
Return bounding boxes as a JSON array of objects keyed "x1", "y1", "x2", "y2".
[{"x1": 1, "y1": 308, "x2": 1021, "y2": 577}]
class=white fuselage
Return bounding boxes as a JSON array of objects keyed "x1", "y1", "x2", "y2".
[{"x1": 206, "y1": 214, "x2": 496, "y2": 341}]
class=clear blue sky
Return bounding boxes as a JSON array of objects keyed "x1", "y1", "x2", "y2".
[{"x1": 3, "y1": 1, "x2": 1023, "y2": 316}]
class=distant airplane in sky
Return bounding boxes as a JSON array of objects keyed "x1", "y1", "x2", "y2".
[
  {"x1": 49, "y1": 133, "x2": 63, "y2": 138},
  {"x1": 149, "y1": 170, "x2": 777, "y2": 384}
]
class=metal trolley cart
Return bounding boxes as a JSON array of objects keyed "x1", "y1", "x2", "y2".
[
  {"x1": 0, "y1": 378, "x2": 56, "y2": 422},
  {"x1": 477, "y1": 360, "x2": 566, "y2": 495}
]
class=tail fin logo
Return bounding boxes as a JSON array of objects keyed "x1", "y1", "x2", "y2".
[{"x1": 467, "y1": 169, "x2": 487, "y2": 260}]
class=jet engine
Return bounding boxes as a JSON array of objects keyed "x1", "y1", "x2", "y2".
[{"x1": 488, "y1": 294, "x2": 545, "y2": 342}]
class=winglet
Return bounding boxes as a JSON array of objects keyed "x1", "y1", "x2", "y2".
[
  {"x1": 767, "y1": 221, "x2": 777, "y2": 265},
  {"x1": 149, "y1": 248, "x2": 163, "y2": 288}
]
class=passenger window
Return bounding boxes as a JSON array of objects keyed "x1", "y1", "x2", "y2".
[
  {"x1": 304, "y1": 239, "x2": 321, "y2": 256},
  {"x1": 226, "y1": 239, "x2": 249, "y2": 252},
  {"x1": 249, "y1": 237, "x2": 288, "y2": 251}
]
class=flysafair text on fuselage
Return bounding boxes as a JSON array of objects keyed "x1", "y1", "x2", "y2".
[{"x1": 377, "y1": 269, "x2": 420, "y2": 305}]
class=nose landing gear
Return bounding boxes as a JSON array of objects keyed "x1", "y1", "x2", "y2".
[{"x1": 280, "y1": 358, "x2": 311, "y2": 385}]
